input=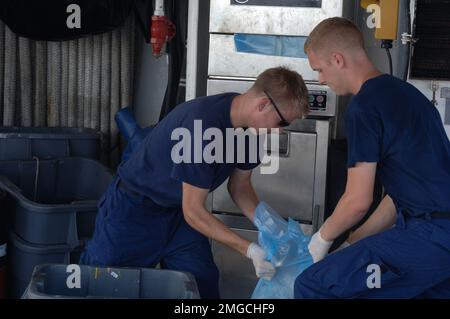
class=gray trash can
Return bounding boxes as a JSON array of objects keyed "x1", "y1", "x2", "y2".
[
  {"x1": 0, "y1": 157, "x2": 114, "y2": 245},
  {"x1": 0, "y1": 127, "x2": 102, "y2": 161},
  {"x1": 22, "y1": 264, "x2": 200, "y2": 299}
]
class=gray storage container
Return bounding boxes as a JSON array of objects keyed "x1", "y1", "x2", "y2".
[
  {"x1": 22, "y1": 264, "x2": 200, "y2": 299},
  {"x1": 0, "y1": 158, "x2": 114, "y2": 246},
  {"x1": 0, "y1": 127, "x2": 101, "y2": 161},
  {"x1": 8, "y1": 231, "x2": 83, "y2": 298}
]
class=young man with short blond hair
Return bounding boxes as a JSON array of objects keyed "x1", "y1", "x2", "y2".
[
  {"x1": 81, "y1": 67, "x2": 309, "y2": 299},
  {"x1": 295, "y1": 17, "x2": 450, "y2": 299}
]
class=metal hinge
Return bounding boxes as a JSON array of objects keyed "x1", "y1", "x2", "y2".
[{"x1": 401, "y1": 32, "x2": 418, "y2": 45}]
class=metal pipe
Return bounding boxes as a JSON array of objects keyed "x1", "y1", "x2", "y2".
[
  {"x1": 186, "y1": 0, "x2": 199, "y2": 101},
  {"x1": 154, "y1": 0, "x2": 165, "y2": 16}
]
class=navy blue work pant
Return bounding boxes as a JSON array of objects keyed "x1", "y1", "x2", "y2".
[{"x1": 294, "y1": 214, "x2": 450, "y2": 299}]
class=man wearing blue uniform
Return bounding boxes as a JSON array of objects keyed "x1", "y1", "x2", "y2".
[
  {"x1": 294, "y1": 17, "x2": 450, "y2": 298},
  {"x1": 80, "y1": 67, "x2": 310, "y2": 298}
]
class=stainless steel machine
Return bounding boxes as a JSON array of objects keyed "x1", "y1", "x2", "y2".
[{"x1": 203, "y1": 0, "x2": 355, "y2": 298}]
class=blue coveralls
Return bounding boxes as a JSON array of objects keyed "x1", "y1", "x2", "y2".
[
  {"x1": 80, "y1": 93, "x2": 259, "y2": 298},
  {"x1": 295, "y1": 74, "x2": 450, "y2": 299}
]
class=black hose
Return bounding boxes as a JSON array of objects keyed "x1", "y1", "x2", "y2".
[
  {"x1": 386, "y1": 47, "x2": 393, "y2": 76},
  {"x1": 159, "y1": 0, "x2": 188, "y2": 121},
  {"x1": 381, "y1": 40, "x2": 393, "y2": 76}
]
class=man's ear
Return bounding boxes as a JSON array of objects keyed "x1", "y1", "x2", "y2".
[
  {"x1": 258, "y1": 96, "x2": 270, "y2": 112},
  {"x1": 332, "y1": 52, "x2": 346, "y2": 69}
]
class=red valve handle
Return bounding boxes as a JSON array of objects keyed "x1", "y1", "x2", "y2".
[{"x1": 151, "y1": 16, "x2": 177, "y2": 57}]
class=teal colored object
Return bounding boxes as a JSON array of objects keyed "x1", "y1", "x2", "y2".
[
  {"x1": 234, "y1": 34, "x2": 308, "y2": 59},
  {"x1": 252, "y1": 202, "x2": 313, "y2": 299}
]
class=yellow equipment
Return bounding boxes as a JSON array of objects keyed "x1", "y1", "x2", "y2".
[{"x1": 361, "y1": 0, "x2": 400, "y2": 41}]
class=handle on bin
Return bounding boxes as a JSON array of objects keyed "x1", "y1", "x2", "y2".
[{"x1": 0, "y1": 176, "x2": 24, "y2": 196}]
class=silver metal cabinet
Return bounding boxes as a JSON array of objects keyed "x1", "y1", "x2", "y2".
[{"x1": 212, "y1": 131, "x2": 317, "y2": 222}]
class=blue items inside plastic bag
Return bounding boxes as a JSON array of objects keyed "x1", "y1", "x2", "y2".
[
  {"x1": 252, "y1": 202, "x2": 313, "y2": 299},
  {"x1": 114, "y1": 107, "x2": 154, "y2": 161},
  {"x1": 234, "y1": 34, "x2": 308, "y2": 59}
]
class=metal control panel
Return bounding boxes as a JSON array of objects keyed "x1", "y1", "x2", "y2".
[{"x1": 308, "y1": 90, "x2": 328, "y2": 112}]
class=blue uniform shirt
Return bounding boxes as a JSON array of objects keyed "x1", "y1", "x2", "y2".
[
  {"x1": 118, "y1": 93, "x2": 260, "y2": 208},
  {"x1": 346, "y1": 74, "x2": 450, "y2": 217}
]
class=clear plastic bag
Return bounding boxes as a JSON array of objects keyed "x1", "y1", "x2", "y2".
[{"x1": 252, "y1": 202, "x2": 313, "y2": 299}]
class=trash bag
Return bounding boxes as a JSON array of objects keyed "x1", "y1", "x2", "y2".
[{"x1": 251, "y1": 202, "x2": 313, "y2": 299}]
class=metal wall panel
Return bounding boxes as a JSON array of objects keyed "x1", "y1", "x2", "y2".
[
  {"x1": 210, "y1": 0, "x2": 349, "y2": 36},
  {"x1": 208, "y1": 34, "x2": 317, "y2": 81}
]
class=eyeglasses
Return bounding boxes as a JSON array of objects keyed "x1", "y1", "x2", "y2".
[{"x1": 263, "y1": 90, "x2": 290, "y2": 127}]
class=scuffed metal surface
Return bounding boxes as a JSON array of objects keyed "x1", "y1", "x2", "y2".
[
  {"x1": 210, "y1": 0, "x2": 345, "y2": 36},
  {"x1": 208, "y1": 34, "x2": 318, "y2": 81}
]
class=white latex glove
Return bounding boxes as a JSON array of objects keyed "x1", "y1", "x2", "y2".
[
  {"x1": 308, "y1": 229, "x2": 333, "y2": 263},
  {"x1": 246, "y1": 242, "x2": 276, "y2": 280}
]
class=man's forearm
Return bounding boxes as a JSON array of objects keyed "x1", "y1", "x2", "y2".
[
  {"x1": 228, "y1": 180, "x2": 259, "y2": 221},
  {"x1": 347, "y1": 195, "x2": 397, "y2": 244},
  {"x1": 183, "y1": 203, "x2": 251, "y2": 256},
  {"x1": 320, "y1": 162, "x2": 378, "y2": 243},
  {"x1": 320, "y1": 194, "x2": 370, "y2": 241}
]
